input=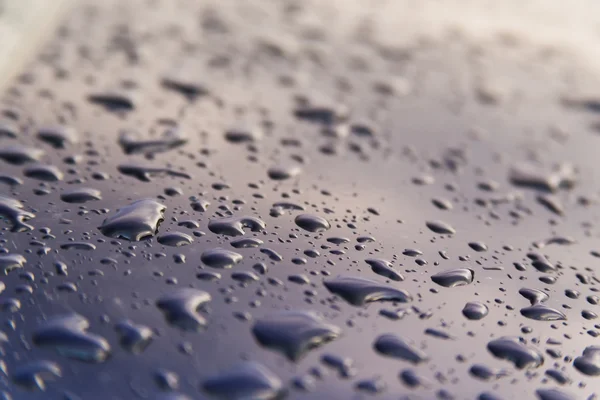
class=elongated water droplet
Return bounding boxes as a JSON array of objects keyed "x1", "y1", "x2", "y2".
[{"x1": 252, "y1": 311, "x2": 341, "y2": 361}]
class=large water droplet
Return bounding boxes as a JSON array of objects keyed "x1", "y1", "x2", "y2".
[
  {"x1": 208, "y1": 216, "x2": 266, "y2": 236},
  {"x1": 37, "y1": 126, "x2": 78, "y2": 149},
  {"x1": 99, "y1": 199, "x2": 166, "y2": 241},
  {"x1": 295, "y1": 214, "x2": 331, "y2": 232},
  {"x1": 156, "y1": 288, "x2": 211, "y2": 331},
  {"x1": 32, "y1": 313, "x2": 111, "y2": 362},
  {"x1": 373, "y1": 334, "x2": 428, "y2": 364},
  {"x1": 115, "y1": 320, "x2": 153, "y2": 354},
  {"x1": 201, "y1": 248, "x2": 243, "y2": 269},
  {"x1": 12, "y1": 360, "x2": 61, "y2": 391},
  {"x1": 23, "y1": 164, "x2": 64, "y2": 181},
  {"x1": 0, "y1": 144, "x2": 44, "y2": 165},
  {"x1": 0, "y1": 195, "x2": 35, "y2": 232},
  {"x1": 324, "y1": 276, "x2": 412, "y2": 306},
  {"x1": 573, "y1": 346, "x2": 600, "y2": 376},
  {"x1": 202, "y1": 362, "x2": 283, "y2": 400},
  {"x1": 487, "y1": 337, "x2": 543, "y2": 369},
  {"x1": 0, "y1": 253, "x2": 26, "y2": 274},
  {"x1": 431, "y1": 268, "x2": 474, "y2": 287},
  {"x1": 60, "y1": 188, "x2": 102, "y2": 204},
  {"x1": 157, "y1": 231, "x2": 194, "y2": 247},
  {"x1": 365, "y1": 258, "x2": 404, "y2": 281},
  {"x1": 520, "y1": 305, "x2": 566, "y2": 321},
  {"x1": 252, "y1": 311, "x2": 341, "y2": 361},
  {"x1": 425, "y1": 220, "x2": 456, "y2": 235},
  {"x1": 462, "y1": 302, "x2": 489, "y2": 320}
]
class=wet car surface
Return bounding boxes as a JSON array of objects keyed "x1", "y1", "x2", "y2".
[{"x1": 1, "y1": 0, "x2": 600, "y2": 399}]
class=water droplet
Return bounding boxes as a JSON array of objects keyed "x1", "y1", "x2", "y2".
[
  {"x1": 0, "y1": 253, "x2": 26, "y2": 274},
  {"x1": 202, "y1": 362, "x2": 283, "y2": 400},
  {"x1": 201, "y1": 248, "x2": 243, "y2": 269},
  {"x1": 399, "y1": 369, "x2": 430, "y2": 388},
  {"x1": 267, "y1": 164, "x2": 302, "y2": 180},
  {"x1": 365, "y1": 258, "x2": 404, "y2": 281},
  {"x1": 156, "y1": 288, "x2": 211, "y2": 331},
  {"x1": 373, "y1": 334, "x2": 428, "y2": 364},
  {"x1": 60, "y1": 188, "x2": 102, "y2": 204},
  {"x1": 520, "y1": 305, "x2": 566, "y2": 321},
  {"x1": 573, "y1": 346, "x2": 600, "y2": 376},
  {"x1": 468, "y1": 242, "x2": 488, "y2": 252},
  {"x1": 324, "y1": 276, "x2": 412, "y2": 306},
  {"x1": 487, "y1": 337, "x2": 543, "y2": 369},
  {"x1": 208, "y1": 216, "x2": 266, "y2": 236},
  {"x1": 32, "y1": 313, "x2": 111, "y2": 362},
  {"x1": 23, "y1": 164, "x2": 63, "y2": 181},
  {"x1": 88, "y1": 92, "x2": 135, "y2": 111},
  {"x1": 231, "y1": 271, "x2": 260, "y2": 284},
  {"x1": 509, "y1": 163, "x2": 576, "y2": 192},
  {"x1": 224, "y1": 127, "x2": 263, "y2": 143},
  {"x1": 60, "y1": 242, "x2": 97, "y2": 251},
  {"x1": 252, "y1": 311, "x2": 341, "y2": 361},
  {"x1": 118, "y1": 164, "x2": 191, "y2": 182},
  {"x1": 230, "y1": 237, "x2": 263, "y2": 248},
  {"x1": 535, "y1": 388, "x2": 576, "y2": 400},
  {"x1": 431, "y1": 268, "x2": 474, "y2": 288},
  {"x1": 12, "y1": 360, "x2": 61, "y2": 391},
  {"x1": 295, "y1": 214, "x2": 331, "y2": 232},
  {"x1": 157, "y1": 232, "x2": 193, "y2": 247},
  {"x1": 425, "y1": 220, "x2": 456, "y2": 235},
  {"x1": 519, "y1": 288, "x2": 549, "y2": 305},
  {"x1": 99, "y1": 199, "x2": 166, "y2": 241},
  {"x1": 118, "y1": 128, "x2": 187, "y2": 155},
  {"x1": 37, "y1": 126, "x2": 78, "y2": 148},
  {"x1": 462, "y1": 302, "x2": 489, "y2": 320},
  {"x1": 0, "y1": 144, "x2": 44, "y2": 165},
  {"x1": 115, "y1": 320, "x2": 153, "y2": 354},
  {"x1": 0, "y1": 195, "x2": 35, "y2": 232}
]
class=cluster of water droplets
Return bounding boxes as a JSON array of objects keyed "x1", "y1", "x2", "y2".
[{"x1": 0, "y1": 0, "x2": 598, "y2": 399}]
